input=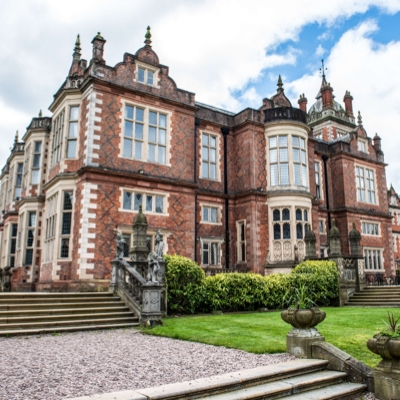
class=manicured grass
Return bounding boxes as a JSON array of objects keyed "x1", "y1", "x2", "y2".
[{"x1": 148, "y1": 307, "x2": 400, "y2": 368}]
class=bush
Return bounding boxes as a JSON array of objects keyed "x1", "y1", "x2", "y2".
[
  {"x1": 164, "y1": 254, "x2": 206, "y2": 314},
  {"x1": 165, "y1": 256, "x2": 339, "y2": 314}
]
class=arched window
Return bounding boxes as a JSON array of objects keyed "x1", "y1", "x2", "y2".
[
  {"x1": 283, "y1": 223, "x2": 291, "y2": 239},
  {"x1": 274, "y1": 223, "x2": 281, "y2": 240},
  {"x1": 282, "y1": 208, "x2": 290, "y2": 220},
  {"x1": 297, "y1": 223, "x2": 303, "y2": 239},
  {"x1": 273, "y1": 209, "x2": 280, "y2": 221},
  {"x1": 296, "y1": 209, "x2": 302, "y2": 221}
]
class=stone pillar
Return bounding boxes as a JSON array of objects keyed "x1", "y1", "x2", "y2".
[
  {"x1": 91, "y1": 32, "x2": 106, "y2": 64},
  {"x1": 304, "y1": 224, "x2": 317, "y2": 260},
  {"x1": 328, "y1": 219, "x2": 342, "y2": 257}
]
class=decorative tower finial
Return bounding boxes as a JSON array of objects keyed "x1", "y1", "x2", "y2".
[
  {"x1": 14, "y1": 130, "x2": 18, "y2": 144},
  {"x1": 144, "y1": 26, "x2": 152, "y2": 46},
  {"x1": 357, "y1": 111, "x2": 362, "y2": 125},
  {"x1": 320, "y1": 59, "x2": 327, "y2": 84},
  {"x1": 75, "y1": 34, "x2": 81, "y2": 52},
  {"x1": 277, "y1": 74, "x2": 283, "y2": 90},
  {"x1": 38, "y1": 110, "x2": 42, "y2": 118}
]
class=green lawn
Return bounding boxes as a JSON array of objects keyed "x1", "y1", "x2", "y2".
[{"x1": 148, "y1": 307, "x2": 399, "y2": 368}]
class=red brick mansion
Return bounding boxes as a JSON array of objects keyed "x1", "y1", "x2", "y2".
[{"x1": 0, "y1": 29, "x2": 398, "y2": 291}]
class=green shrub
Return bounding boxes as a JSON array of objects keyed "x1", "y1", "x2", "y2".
[
  {"x1": 164, "y1": 254, "x2": 206, "y2": 314},
  {"x1": 165, "y1": 256, "x2": 339, "y2": 314}
]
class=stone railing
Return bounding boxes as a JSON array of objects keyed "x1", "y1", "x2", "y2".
[{"x1": 109, "y1": 206, "x2": 166, "y2": 326}]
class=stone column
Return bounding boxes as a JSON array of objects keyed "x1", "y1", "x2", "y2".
[{"x1": 304, "y1": 224, "x2": 317, "y2": 260}]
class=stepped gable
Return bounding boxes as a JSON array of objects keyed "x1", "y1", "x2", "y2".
[
  {"x1": 260, "y1": 75, "x2": 292, "y2": 111},
  {"x1": 86, "y1": 28, "x2": 195, "y2": 106}
]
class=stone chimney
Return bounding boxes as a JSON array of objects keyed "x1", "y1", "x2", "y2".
[
  {"x1": 321, "y1": 82, "x2": 334, "y2": 109},
  {"x1": 373, "y1": 133, "x2": 382, "y2": 151},
  {"x1": 343, "y1": 90, "x2": 353, "y2": 116},
  {"x1": 298, "y1": 93, "x2": 308, "y2": 113},
  {"x1": 91, "y1": 32, "x2": 106, "y2": 64}
]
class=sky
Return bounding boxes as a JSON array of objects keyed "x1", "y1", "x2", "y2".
[{"x1": 0, "y1": 0, "x2": 399, "y2": 188}]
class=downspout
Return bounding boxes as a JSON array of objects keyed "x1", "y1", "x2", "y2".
[
  {"x1": 322, "y1": 155, "x2": 331, "y2": 230},
  {"x1": 221, "y1": 127, "x2": 230, "y2": 269},
  {"x1": 194, "y1": 119, "x2": 200, "y2": 262}
]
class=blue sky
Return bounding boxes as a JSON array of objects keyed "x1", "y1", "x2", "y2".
[{"x1": 0, "y1": 0, "x2": 399, "y2": 188}]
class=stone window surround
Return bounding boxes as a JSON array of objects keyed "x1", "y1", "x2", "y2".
[
  {"x1": 43, "y1": 181, "x2": 76, "y2": 269},
  {"x1": 120, "y1": 187, "x2": 169, "y2": 216},
  {"x1": 120, "y1": 99, "x2": 172, "y2": 167},
  {"x1": 49, "y1": 94, "x2": 82, "y2": 169},
  {"x1": 314, "y1": 160, "x2": 324, "y2": 200},
  {"x1": 66, "y1": 105, "x2": 80, "y2": 159},
  {"x1": 358, "y1": 138, "x2": 368, "y2": 154},
  {"x1": 44, "y1": 192, "x2": 58, "y2": 263},
  {"x1": 236, "y1": 219, "x2": 246, "y2": 264},
  {"x1": 199, "y1": 130, "x2": 222, "y2": 182},
  {"x1": 200, "y1": 203, "x2": 222, "y2": 225},
  {"x1": 319, "y1": 218, "x2": 326, "y2": 234},
  {"x1": 31, "y1": 141, "x2": 42, "y2": 185},
  {"x1": 265, "y1": 125, "x2": 310, "y2": 191},
  {"x1": 355, "y1": 163, "x2": 378, "y2": 206},
  {"x1": 267, "y1": 195, "x2": 312, "y2": 263},
  {"x1": 134, "y1": 60, "x2": 160, "y2": 89},
  {"x1": 364, "y1": 247, "x2": 384, "y2": 271},
  {"x1": 200, "y1": 236, "x2": 224, "y2": 267},
  {"x1": 360, "y1": 220, "x2": 381, "y2": 237}
]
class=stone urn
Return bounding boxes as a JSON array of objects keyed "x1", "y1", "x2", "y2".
[
  {"x1": 367, "y1": 335, "x2": 400, "y2": 400},
  {"x1": 367, "y1": 334, "x2": 400, "y2": 361},
  {"x1": 281, "y1": 307, "x2": 326, "y2": 329}
]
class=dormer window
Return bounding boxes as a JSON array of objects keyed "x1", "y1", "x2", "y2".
[
  {"x1": 138, "y1": 67, "x2": 154, "y2": 85},
  {"x1": 358, "y1": 139, "x2": 367, "y2": 153}
]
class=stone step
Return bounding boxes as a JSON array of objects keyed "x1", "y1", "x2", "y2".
[
  {"x1": 0, "y1": 292, "x2": 115, "y2": 299},
  {"x1": 285, "y1": 382, "x2": 366, "y2": 399},
  {"x1": 69, "y1": 359, "x2": 359, "y2": 400},
  {"x1": 0, "y1": 296, "x2": 121, "y2": 304},
  {"x1": 0, "y1": 305, "x2": 130, "y2": 318},
  {"x1": 0, "y1": 316, "x2": 137, "y2": 331},
  {"x1": 0, "y1": 322, "x2": 140, "y2": 336},
  {"x1": 0, "y1": 301, "x2": 126, "y2": 311},
  {"x1": 345, "y1": 302, "x2": 400, "y2": 306},
  {"x1": 202, "y1": 370, "x2": 348, "y2": 399},
  {"x1": 0, "y1": 311, "x2": 136, "y2": 324}
]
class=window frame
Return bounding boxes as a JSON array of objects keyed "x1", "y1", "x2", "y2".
[
  {"x1": 201, "y1": 204, "x2": 222, "y2": 225},
  {"x1": 364, "y1": 248, "x2": 383, "y2": 271},
  {"x1": 9, "y1": 223, "x2": 17, "y2": 268},
  {"x1": 201, "y1": 238, "x2": 222, "y2": 267},
  {"x1": 134, "y1": 61, "x2": 160, "y2": 88},
  {"x1": 200, "y1": 132, "x2": 220, "y2": 181},
  {"x1": 314, "y1": 161, "x2": 323, "y2": 200},
  {"x1": 121, "y1": 189, "x2": 167, "y2": 216},
  {"x1": 358, "y1": 139, "x2": 368, "y2": 153},
  {"x1": 236, "y1": 220, "x2": 246, "y2": 263},
  {"x1": 32, "y1": 141, "x2": 42, "y2": 185},
  {"x1": 121, "y1": 101, "x2": 170, "y2": 166},
  {"x1": 355, "y1": 165, "x2": 377, "y2": 205},
  {"x1": 59, "y1": 191, "x2": 73, "y2": 259},
  {"x1": 66, "y1": 105, "x2": 79, "y2": 159},
  {"x1": 51, "y1": 110, "x2": 65, "y2": 167},
  {"x1": 15, "y1": 163, "x2": 23, "y2": 199},
  {"x1": 24, "y1": 211, "x2": 37, "y2": 266},
  {"x1": 361, "y1": 221, "x2": 380, "y2": 236}
]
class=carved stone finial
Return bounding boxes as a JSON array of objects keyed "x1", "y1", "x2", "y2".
[
  {"x1": 14, "y1": 130, "x2": 18, "y2": 143},
  {"x1": 357, "y1": 111, "x2": 362, "y2": 125},
  {"x1": 349, "y1": 222, "x2": 362, "y2": 256},
  {"x1": 75, "y1": 34, "x2": 81, "y2": 51},
  {"x1": 144, "y1": 26, "x2": 152, "y2": 46},
  {"x1": 38, "y1": 110, "x2": 42, "y2": 118},
  {"x1": 95, "y1": 32, "x2": 104, "y2": 40}
]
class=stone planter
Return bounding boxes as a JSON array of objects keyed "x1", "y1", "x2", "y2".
[
  {"x1": 367, "y1": 335, "x2": 400, "y2": 400},
  {"x1": 281, "y1": 307, "x2": 326, "y2": 329},
  {"x1": 367, "y1": 334, "x2": 400, "y2": 360}
]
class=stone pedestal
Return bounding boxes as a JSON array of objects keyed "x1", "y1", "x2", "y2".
[
  {"x1": 286, "y1": 328, "x2": 325, "y2": 358},
  {"x1": 374, "y1": 360, "x2": 400, "y2": 400}
]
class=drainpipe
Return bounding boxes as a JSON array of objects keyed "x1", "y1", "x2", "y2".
[
  {"x1": 322, "y1": 155, "x2": 331, "y2": 230},
  {"x1": 194, "y1": 119, "x2": 200, "y2": 262},
  {"x1": 221, "y1": 127, "x2": 230, "y2": 269}
]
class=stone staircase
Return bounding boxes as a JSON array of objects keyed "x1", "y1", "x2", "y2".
[
  {"x1": 71, "y1": 359, "x2": 367, "y2": 400},
  {"x1": 0, "y1": 292, "x2": 139, "y2": 336},
  {"x1": 346, "y1": 285, "x2": 400, "y2": 306}
]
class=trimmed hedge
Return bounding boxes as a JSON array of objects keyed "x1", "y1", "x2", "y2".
[{"x1": 165, "y1": 255, "x2": 339, "y2": 314}]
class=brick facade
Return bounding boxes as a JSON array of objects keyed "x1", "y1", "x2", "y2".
[{"x1": 0, "y1": 30, "x2": 397, "y2": 291}]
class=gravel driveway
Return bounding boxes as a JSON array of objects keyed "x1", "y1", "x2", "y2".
[{"x1": 0, "y1": 328, "x2": 297, "y2": 400}]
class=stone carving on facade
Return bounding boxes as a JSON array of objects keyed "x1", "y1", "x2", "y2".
[
  {"x1": 328, "y1": 219, "x2": 342, "y2": 256},
  {"x1": 115, "y1": 231, "x2": 126, "y2": 260},
  {"x1": 283, "y1": 241, "x2": 292, "y2": 260},
  {"x1": 273, "y1": 242, "x2": 282, "y2": 260},
  {"x1": 154, "y1": 230, "x2": 164, "y2": 258}
]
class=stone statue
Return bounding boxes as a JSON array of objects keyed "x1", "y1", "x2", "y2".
[
  {"x1": 154, "y1": 230, "x2": 164, "y2": 258},
  {"x1": 147, "y1": 251, "x2": 160, "y2": 284},
  {"x1": 115, "y1": 232, "x2": 126, "y2": 260}
]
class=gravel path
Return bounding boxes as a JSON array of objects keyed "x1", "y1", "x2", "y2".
[
  {"x1": 0, "y1": 328, "x2": 296, "y2": 400},
  {"x1": 0, "y1": 328, "x2": 378, "y2": 400}
]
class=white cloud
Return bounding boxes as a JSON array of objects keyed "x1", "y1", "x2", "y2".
[
  {"x1": 1, "y1": 0, "x2": 400, "y2": 187},
  {"x1": 286, "y1": 19, "x2": 400, "y2": 188},
  {"x1": 315, "y1": 44, "x2": 326, "y2": 57}
]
